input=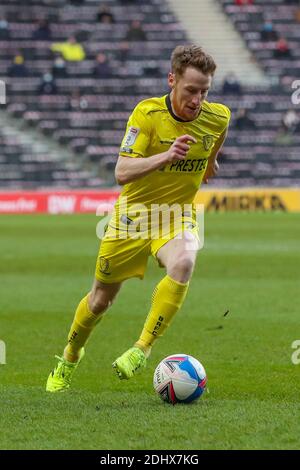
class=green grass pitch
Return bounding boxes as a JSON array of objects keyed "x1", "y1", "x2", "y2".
[{"x1": 0, "y1": 212, "x2": 299, "y2": 450}]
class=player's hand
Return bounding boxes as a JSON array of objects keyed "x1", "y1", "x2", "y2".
[
  {"x1": 203, "y1": 159, "x2": 219, "y2": 184},
  {"x1": 164, "y1": 135, "x2": 197, "y2": 163}
]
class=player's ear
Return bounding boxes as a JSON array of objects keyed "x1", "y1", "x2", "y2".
[{"x1": 168, "y1": 72, "x2": 176, "y2": 89}]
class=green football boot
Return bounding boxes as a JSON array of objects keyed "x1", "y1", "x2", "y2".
[
  {"x1": 112, "y1": 347, "x2": 146, "y2": 380},
  {"x1": 46, "y1": 348, "x2": 85, "y2": 392}
]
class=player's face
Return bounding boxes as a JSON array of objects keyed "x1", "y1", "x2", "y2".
[{"x1": 168, "y1": 66, "x2": 212, "y2": 121}]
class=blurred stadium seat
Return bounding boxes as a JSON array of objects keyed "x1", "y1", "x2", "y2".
[{"x1": 0, "y1": 0, "x2": 300, "y2": 189}]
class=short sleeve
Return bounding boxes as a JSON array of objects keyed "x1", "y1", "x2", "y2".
[
  {"x1": 119, "y1": 105, "x2": 152, "y2": 158},
  {"x1": 223, "y1": 105, "x2": 231, "y2": 129}
]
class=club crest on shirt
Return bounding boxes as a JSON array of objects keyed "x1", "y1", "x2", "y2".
[
  {"x1": 203, "y1": 134, "x2": 214, "y2": 151},
  {"x1": 124, "y1": 126, "x2": 140, "y2": 147}
]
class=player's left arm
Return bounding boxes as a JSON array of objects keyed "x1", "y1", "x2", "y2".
[{"x1": 203, "y1": 127, "x2": 228, "y2": 184}]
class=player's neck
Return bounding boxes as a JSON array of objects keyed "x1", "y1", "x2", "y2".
[{"x1": 167, "y1": 92, "x2": 201, "y2": 123}]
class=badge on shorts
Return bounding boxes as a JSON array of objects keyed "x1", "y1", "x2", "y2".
[
  {"x1": 203, "y1": 135, "x2": 214, "y2": 151},
  {"x1": 99, "y1": 256, "x2": 110, "y2": 275},
  {"x1": 124, "y1": 127, "x2": 140, "y2": 147}
]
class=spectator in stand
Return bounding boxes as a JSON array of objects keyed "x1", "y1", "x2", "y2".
[
  {"x1": 282, "y1": 109, "x2": 300, "y2": 134},
  {"x1": 235, "y1": 0, "x2": 254, "y2": 5},
  {"x1": 52, "y1": 55, "x2": 67, "y2": 77},
  {"x1": 97, "y1": 4, "x2": 115, "y2": 24},
  {"x1": 222, "y1": 72, "x2": 242, "y2": 95},
  {"x1": 0, "y1": 16, "x2": 10, "y2": 40},
  {"x1": 93, "y1": 52, "x2": 113, "y2": 78},
  {"x1": 125, "y1": 20, "x2": 147, "y2": 41},
  {"x1": 235, "y1": 108, "x2": 256, "y2": 130},
  {"x1": 118, "y1": 41, "x2": 130, "y2": 63},
  {"x1": 51, "y1": 36, "x2": 86, "y2": 61},
  {"x1": 274, "y1": 37, "x2": 291, "y2": 59},
  {"x1": 260, "y1": 21, "x2": 278, "y2": 41},
  {"x1": 38, "y1": 72, "x2": 57, "y2": 94},
  {"x1": 275, "y1": 130, "x2": 293, "y2": 145},
  {"x1": 69, "y1": 89, "x2": 88, "y2": 110},
  {"x1": 32, "y1": 19, "x2": 51, "y2": 40},
  {"x1": 8, "y1": 54, "x2": 28, "y2": 77},
  {"x1": 275, "y1": 109, "x2": 300, "y2": 145}
]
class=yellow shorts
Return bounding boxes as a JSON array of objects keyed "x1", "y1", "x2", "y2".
[{"x1": 95, "y1": 215, "x2": 199, "y2": 284}]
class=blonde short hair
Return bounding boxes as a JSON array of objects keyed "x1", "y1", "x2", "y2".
[{"x1": 171, "y1": 44, "x2": 217, "y2": 77}]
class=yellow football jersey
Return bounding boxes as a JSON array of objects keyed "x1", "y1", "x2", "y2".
[
  {"x1": 107, "y1": 94, "x2": 230, "y2": 236},
  {"x1": 118, "y1": 94, "x2": 230, "y2": 208}
]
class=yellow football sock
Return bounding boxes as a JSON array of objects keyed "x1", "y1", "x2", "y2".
[
  {"x1": 64, "y1": 294, "x2": 102, "y2": 362},
  {"x1": 135, "y1": 275, "x2": 189, "y2": 357}
]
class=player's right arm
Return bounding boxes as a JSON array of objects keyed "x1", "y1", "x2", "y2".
[{"x1": 115, "y1": 135, "x2": 196, "y2": 185}]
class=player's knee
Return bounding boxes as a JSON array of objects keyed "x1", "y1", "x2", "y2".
[
  {"x1": 169, "y1": 255, "x2": 195, "y2": 282},
  {"x1": 89, "y1": 292, "x2": 116, "y2": 315}
]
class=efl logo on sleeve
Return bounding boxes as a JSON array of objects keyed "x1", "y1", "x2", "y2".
[{"x1": 124, "y1": 127, "x2": 140, "y2": 146}]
